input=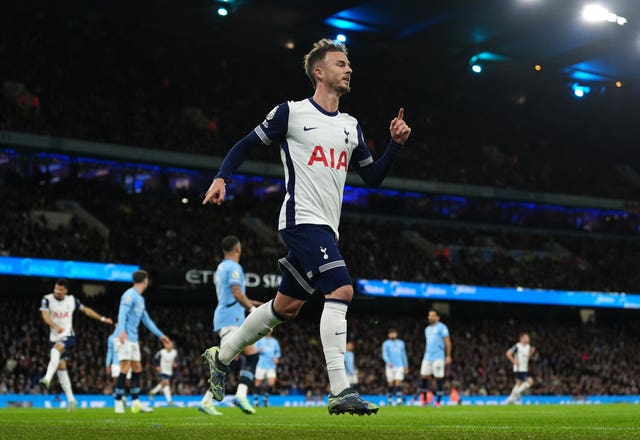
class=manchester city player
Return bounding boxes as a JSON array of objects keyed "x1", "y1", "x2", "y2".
[
  {"x1": 344, "y1": 341, "x2": 358, "y2": 390},
  {"x1": 382, "y1": 329, "x2": 408, "y2": 405},
  {"x1": 199, "y1": 236, "x2": 260, "y2": 416},
  {"x1": 419, "y1": 309, "x2": 452, "y2": 407},
  {"x1": 39, "y1": 278, "x2": 113, "y2": 411},
  {"x1": 113, "y1": 270, "x2": 171, "y2": 414},
  {"x1": 202, "y1": 38, "x2": 411, "y2": 416},
  {"x1": 254, "y1": 331, "x2": 281, "y2": 407}
]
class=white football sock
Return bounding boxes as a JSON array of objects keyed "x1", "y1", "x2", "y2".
[
  {"x1": 236, "y1": 384, "x2": 248, "y2": 398},
  {"x1": 57, "y1": 370, "x2": 74, "y2": 402},
  {"x1": 219, "y1": 301, "x2": 283, "y2": 365},
  {"x1": 320, "y1": 301, "x2": 350, "y2": 396},
  {"x1": 201, "y1": 390, "x2": 213, "y2": 405},
  {"x1": 151, "y1": 384, "x2": 162, "y2": 394},
  {"x1": 508, "y1": 384, "x2": 519, "y2": 401},
  {"x1": 517, "y1": 381, "x2": 531, "y2": 394},
  {"x1": 162, "y1": 385, "x2": 172, "y2": 403},
  {"x1": 44, "y1": 348, "x2": 61, "y2": 382}
]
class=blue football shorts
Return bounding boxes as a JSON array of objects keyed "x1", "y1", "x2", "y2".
[{"x1": 277, "y1": 224, "x2": 352, "y2": 300}]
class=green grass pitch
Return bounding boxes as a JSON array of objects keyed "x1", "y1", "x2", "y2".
[{"x1": 1, "y1": 404, "x2": 638, "y2": 439}]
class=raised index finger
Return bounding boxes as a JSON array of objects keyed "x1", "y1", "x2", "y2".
[{"x1": 397, "y1": 108, "x2": 404, "y2": 121}]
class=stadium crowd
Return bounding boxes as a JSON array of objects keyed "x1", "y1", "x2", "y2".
[
  {"x1": 1, "y1": 297, "x2": 638, "y2": 398},
  {"x1": 2, "y1": 175, "x2": 640, "y2": 293},
  {"x1": 2, "y1": 4, "x2": 640, "y2": 200},
  {"x1": 2, "y1": 2, "x2": 640, "y2": 403}
]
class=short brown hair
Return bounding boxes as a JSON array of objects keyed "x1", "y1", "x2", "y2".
[
  {"x1": 303, "y1": 38, "x2": 348, "y2": 88},
  {"x1": 132, "y1": 270, "x2": 148, "y2": 283}
]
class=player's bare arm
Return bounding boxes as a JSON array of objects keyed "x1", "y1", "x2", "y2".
[
  {"x1": 202, "y1": 177, "x2": 226, "y2": 205},
  {"x1": 41, "y1": 309, "x2": 64, "y2": 334},
  {"x1": 445, "y1": 336, "x2": 452, "y2": 365},
  {"x1": 81, "y1": 306, "x2": 113, "y2": 324},
  {"x1": 389, "y1": 108, "x2": 411, "y2": 145},
  {"x1": 231, "y1": 285, "x2": 256, "y2": 312},
  {"x1": 506, "y1": 349, "x2": 518, "y2": 366}
]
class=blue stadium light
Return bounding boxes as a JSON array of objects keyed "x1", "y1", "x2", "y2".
[
  {"x1": 471, "y1": 64, "x2": 483, "y2": 74},
  {"x1": 336, "y1": 34, "x2": 347, "y2": 43},
  {"x1": 572, "y1": 83, "x2": 590, "y2": 98},
  {"x1": 217, "y1": 6, "x2": 229, "y2": 16}
]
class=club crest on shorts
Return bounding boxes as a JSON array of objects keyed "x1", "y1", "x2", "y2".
[{"x1": 320, "y1": 246, "x2": 329, "y2": 260}]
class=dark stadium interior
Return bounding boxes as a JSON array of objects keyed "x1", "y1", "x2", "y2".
[{"x1": 2, "y1": 0, "x2": 640, "y2": 402}]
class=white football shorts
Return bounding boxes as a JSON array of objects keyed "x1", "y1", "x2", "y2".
[
  {"x1": 420, "y1": 359, "x2": 445, "y2": 378},
  {"x1": 385, "y1": 366, "x2": 405, "y2": 382}
]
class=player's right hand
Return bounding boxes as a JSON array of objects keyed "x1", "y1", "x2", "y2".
[
  {"x1": 106, "y1": 366, "x2": 111, "y2": 376},
  {"x1": 160, "y1": 335, "x2": 171, "y2": 347},
  {"x1": 202, "y1": 178, "x2": 226, "y2": 205},
  {"x1": 55, "y1": 325, "x2": 64, "y2": 334},
  {"x1": 119, "y1": 331, "x2": 127, "y2": 344}
]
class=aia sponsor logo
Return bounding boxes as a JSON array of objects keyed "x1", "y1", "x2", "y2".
[
  {"x1": 52, "y1": 311, "x2": 70, "y2": 319},
  {"x1": 307, "y1": 146, "x2": 347, "y2": 171}
]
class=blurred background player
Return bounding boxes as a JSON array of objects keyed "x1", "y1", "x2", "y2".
[
  {"x1": 199, "y1": 236, "x2": 260, "y2": 416},
  {"x1": 506, "y1": 332, "x2": 536, "y2": 404},
  {"x1": 253, "y1": 330, "x2": 281, "y2": 407},
  {"x1": 106, "y1": 324, "x2": 131, "y2": 401},
  {"x1": 344, "y1": 341, "x2": 358, "y2": 391},
  {"x1": 113, "y1": 270, "x2": 171, "y2": 414},
  {"x1": 382, "y1": 328, "x2": 408, "y2": 405},
  {"x1": 39, "y1": 278, "x2": 113, "y2": 411},
  {"x1": 420, "y1": 308, "x2": 452, "y2": 407},
  {"x1": 149, "y1": 340, "x2": 178, "y2": 405}
]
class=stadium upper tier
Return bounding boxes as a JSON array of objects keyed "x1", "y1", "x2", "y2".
[{"x1": 1, "y1": 175, "x2": 639, "y2": 293}]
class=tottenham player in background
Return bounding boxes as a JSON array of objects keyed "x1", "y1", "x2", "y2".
[
  {"x1": 199, "y1": 236, "x2": 261, "y2": 416},
  {"x1": 506, "y1": 332, "x2": 536, "y2": 404},
  {"x1": 39, "y1": 278, "x2": 113, "y2": 411},
  {"x1": 419, "y1": 308, "x2": 452, "y2": 407},
  {"x1": 113, "y1": 270, "x2": 171, "y2": 414},
  {"x1": 382, "y1": 329, "x2": 408, "y2": 405},
  {"x1": 149, "y1": 340, "x2": 178, "y2": 405},
  {"x1": 202, "y1": 37, "x2": 410, "y2": 416},
  {"x1": 254, "y1": 330, "x2": 281, "y2": 407}
]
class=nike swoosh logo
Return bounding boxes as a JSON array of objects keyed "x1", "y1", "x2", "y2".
[
  {"x1": 335, "y1": 331, "x2": 347, "y2": 335},
  {"x1": 303, "y1": 126, "x2": 318, "y2": 131}
]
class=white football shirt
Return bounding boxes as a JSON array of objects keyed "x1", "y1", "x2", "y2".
[
  {"x1": 156, "y1": 348, "x2": 178, "y2": 375},
  {"x1": 255, "y1": 98, "x2": 373, "y2": 239},
  {"x1": 39, "y1": 294, "x2": 82, "y2": 342},
  {"x1": 510, "y1": 342, "x2": 532, "y2": 373}
]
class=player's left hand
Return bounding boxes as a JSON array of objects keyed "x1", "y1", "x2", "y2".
[
  {"x1": 202, "y1": 177, "x2": 226, "y2": 205},
  {"x1": 445, "y1": 355, "x2": 452, "y2": 366},
  {"x1": 160, "y1": 335, "x2": 171, "y2": 347},
  {"x1": 103, "y1": 317, "x2": 113, "y2": 325},
  {"x1": 389, "y1": 108, "x2": 411, "y2": 145},
  {"x1": 404, "y1": 367, "x2": 409, "y2": 374}
]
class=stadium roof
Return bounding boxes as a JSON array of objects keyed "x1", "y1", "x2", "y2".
[{"x1": 207, "y1": 0, "x2": 639, "y2": 88}]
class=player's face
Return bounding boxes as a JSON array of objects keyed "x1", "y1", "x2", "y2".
[
  {"x1": 320, "y1": 51, "x2": 352, "y2": 95},
  {"x1": 53, "y1": 284, "x2": 68, "y2": 300},
  {"x1": 388, "y1": 331, "x2": 397, "y2": 340},
  {"x1": 520, "y1": 334, "x2": 530, "y2": 345},
  {"x1": 428, "y1": 311, "x2": 439, "y2": 324}
]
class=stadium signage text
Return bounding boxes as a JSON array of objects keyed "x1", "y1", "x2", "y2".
[
  {"x1": 0, "y1": 257, "x2": 139, "y2": 282},
  {"x1": 185, "y1": 269, "x2": 281, "y2": 289},
  {"x1": 357, "y1": 279, "x2": 640, "y2": 309}
]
